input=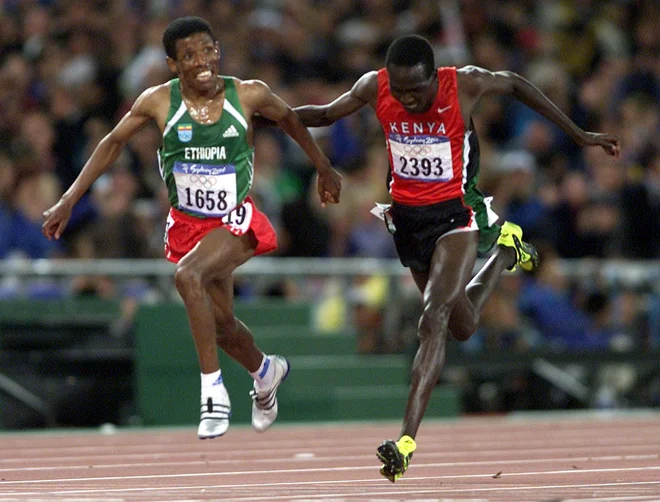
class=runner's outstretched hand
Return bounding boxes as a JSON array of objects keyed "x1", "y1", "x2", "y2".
[
  {"x1": 42, "y1": 199, "x2": 74, "y2": 240},
  {"x1": 317, "y1": 166, "x2": 342, "y2": 208},
  {"x1": 579, "y1": 132, "x2": 621, "y2": 158}
]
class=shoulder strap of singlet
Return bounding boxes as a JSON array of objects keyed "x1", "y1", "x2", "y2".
[
  {"x1": 162, "y1": 79, "x2": 187, "y2": 137},
  {"x1": 221, "y1": 76, "x2": 249, "y2": 132}
]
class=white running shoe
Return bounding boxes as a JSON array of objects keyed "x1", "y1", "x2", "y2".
[
  {"x1": 198, "y1": 382, "x2": 231, "y2": 439},
  {"x1": 250, "y1": 355, "x2": 290, "y2": 432}
]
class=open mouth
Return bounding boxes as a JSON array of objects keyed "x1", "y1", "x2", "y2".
[{"x1": 196, "y1": 70, "x2": 213, "y2": 82}]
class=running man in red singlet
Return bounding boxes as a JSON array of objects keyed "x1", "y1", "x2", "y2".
[
  {"x1": 292, "y1": 35, "x2": 620, "y2": 481},
  {"x1": 42, "y1": 17, "x2": 341, "y2": 440}
]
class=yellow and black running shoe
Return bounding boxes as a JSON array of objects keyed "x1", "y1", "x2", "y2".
[
  {"x1": 377, "y1": 435, "x2": 416, "y2": 482},
  {"x1": 497, "y1": 221, "x2": 539, "y2": 272}
]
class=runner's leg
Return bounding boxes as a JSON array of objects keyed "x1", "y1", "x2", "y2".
[
  {"x1": 400, "y1": 230, "x2": 479, "y2": 439},
  {"x1": 208, "y1": 277, "x2": 263, "y2": 372},
  {"x1": 447, "y1": 245, "x2": 516, "y2": 340},
  {"x1": 174, "y1": 227, "x2": 255, "y2": 372}
]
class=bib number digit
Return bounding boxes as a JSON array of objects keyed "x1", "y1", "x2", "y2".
[
  {"x1": 421, "y1": 158, "x2": 430, "y2": 176},
  {"x1": 223, "y1": 203, "x2": 246, "y2": 225},
  {"x1": 217, "y1": 190, "x2": 228, "y2": 212},
  {"x1": 222, "y1": 201, "x2": 252, "y2": 232}
]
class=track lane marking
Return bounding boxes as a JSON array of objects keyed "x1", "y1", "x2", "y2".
[{"x1": 0, "y1": 453, "x2": 657, "y2": 474}]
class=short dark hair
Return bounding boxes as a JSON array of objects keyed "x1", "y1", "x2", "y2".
[
  {"x1": 162, "y1": 16, "x2": 216, "y2": 59},
  {"x1": 385, "y1": 35, "x2": 435, "y2": 79}
]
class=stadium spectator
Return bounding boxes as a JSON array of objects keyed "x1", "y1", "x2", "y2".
[{"x1": 0, "y1": 0, "x2": 656, "y2": 375}]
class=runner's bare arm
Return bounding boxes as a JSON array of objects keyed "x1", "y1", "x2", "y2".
[
  {"x1": 241, "y1": 79, "x2": 342, "y2": 205},
  {"x1": 293, "y1": 71, "x2": 378, "y2": 127},
  {"x1": 42, "y1": 85, "x2": 165, "y2": 240},
  {"x1": 457, "y1": 66, "x2": 620, "y2": 157},
  {"x1": 62, "y1": 86, "x2": 164, "y2": 204}
]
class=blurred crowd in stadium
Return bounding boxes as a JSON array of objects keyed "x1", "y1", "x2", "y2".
[{"x1": 0, "y1": 0, "x2": 658, "y2": 355}]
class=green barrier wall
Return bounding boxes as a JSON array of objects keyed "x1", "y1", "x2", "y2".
[
  {"x1": 134, "y1": 301, "x2": 461, "y2": 425},
  {"x1": 0, "y1": 298, "x2": 460, "y2": 428},
  {"x1": 0, "y1": 298, "x2": 129, "y2": 429}
]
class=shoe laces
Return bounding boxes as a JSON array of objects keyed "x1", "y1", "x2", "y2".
[{"x1": 200, "y1": 396, "x2": 230, "y2": 417}]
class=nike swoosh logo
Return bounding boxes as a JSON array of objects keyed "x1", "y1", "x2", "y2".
[{"x1": 437, "y1": 105, "x2": 452, "y2": 114}]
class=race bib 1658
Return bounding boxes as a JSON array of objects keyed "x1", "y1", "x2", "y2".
[{"x1": 173, "y1": 161, "x2": 237, "y2": 216}]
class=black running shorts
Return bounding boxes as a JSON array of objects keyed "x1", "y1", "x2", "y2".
[{"x1": 389, "y1": 197, "x2": 472, "y2": 272}]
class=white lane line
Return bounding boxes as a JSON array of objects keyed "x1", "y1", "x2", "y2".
[
  {"x1": 224, "y1": 481, "x2": 660, "y2": 501},
  {"x1": 1, "y1": 465, "x2": 659, "y2": 493},
  {"x1": 3, "y1": 441, "x2": 659, "y2": 467},
  {"x1": 563, "y1": 498, "x2": 660, "y2": 502},
  {"x1": 3, "y1": 479, "x2": 660, "y2": 499},
  {"x1": 4, "y1": 426, "x2": 659, "y2": 449},
  {"x1": 3, "y1": 421, "x2": 660, "y2": 452},
  {"x1": 0, "y1": 453, "x2": 657, "y2": 474}
]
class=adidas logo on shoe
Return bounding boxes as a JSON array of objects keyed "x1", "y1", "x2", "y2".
[{"x1": 223, "y1": 125, "x2": 239, "y2": 138}]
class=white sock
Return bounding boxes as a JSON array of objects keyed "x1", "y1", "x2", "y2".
[
  {"x1": 250, "y1": 355, "x2": 274, "y2": 390},
  {"x1": 201, "y1": 369, "x2": 222, "y2": 392}
]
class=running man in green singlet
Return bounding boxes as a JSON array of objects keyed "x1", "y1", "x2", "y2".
[{"x1": 42, "y1": 16, "x2": 342, "y2": 439}]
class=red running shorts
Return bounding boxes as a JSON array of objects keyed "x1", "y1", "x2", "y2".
[{"x1": 164, "y1": 196, "x2": 277, "y2": 264}]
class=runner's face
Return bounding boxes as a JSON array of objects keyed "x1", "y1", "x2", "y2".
[
  {"x1": 388, "y1": 63, "x2": 436, "y2": 114},
  {"x1": 171, "y1": 32, "x2": 220, "y2": 93}
]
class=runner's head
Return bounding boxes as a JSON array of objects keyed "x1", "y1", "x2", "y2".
[
  {"x1": 163, "y1": 17, "x2": 220, "y2": 94},
  {"x1": 385, "y1": 35, "x2": 437, "y2": 114}
]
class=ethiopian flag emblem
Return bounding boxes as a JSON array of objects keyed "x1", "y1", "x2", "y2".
[{"x1": 177, "y1": 124, "x2": 192, "y2": 142}]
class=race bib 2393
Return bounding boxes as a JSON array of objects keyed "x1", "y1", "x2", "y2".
[{"x1": 389, "y1": 134, "x2": 454, "y2": 182}]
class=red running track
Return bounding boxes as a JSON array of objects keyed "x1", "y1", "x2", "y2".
[{"x1": 1, "y1": 412, "x2": 659, "y2": 501}]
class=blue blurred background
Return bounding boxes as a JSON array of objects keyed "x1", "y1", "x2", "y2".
[{"x1": 0, "y1": 0, "x2": 658, "y2": 429}]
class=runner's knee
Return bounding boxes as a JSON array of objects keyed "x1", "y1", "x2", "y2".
[
  {"x1": 417, "y1": 303, "x2": 451, "y2": 341},
  {"x1": 174, "y1": 264, "x2": 205, "y2": 298}
]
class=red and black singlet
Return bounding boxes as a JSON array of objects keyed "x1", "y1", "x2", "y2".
[{"x1": 376, "y1": 67, "x2": 477, "y2": 206}]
